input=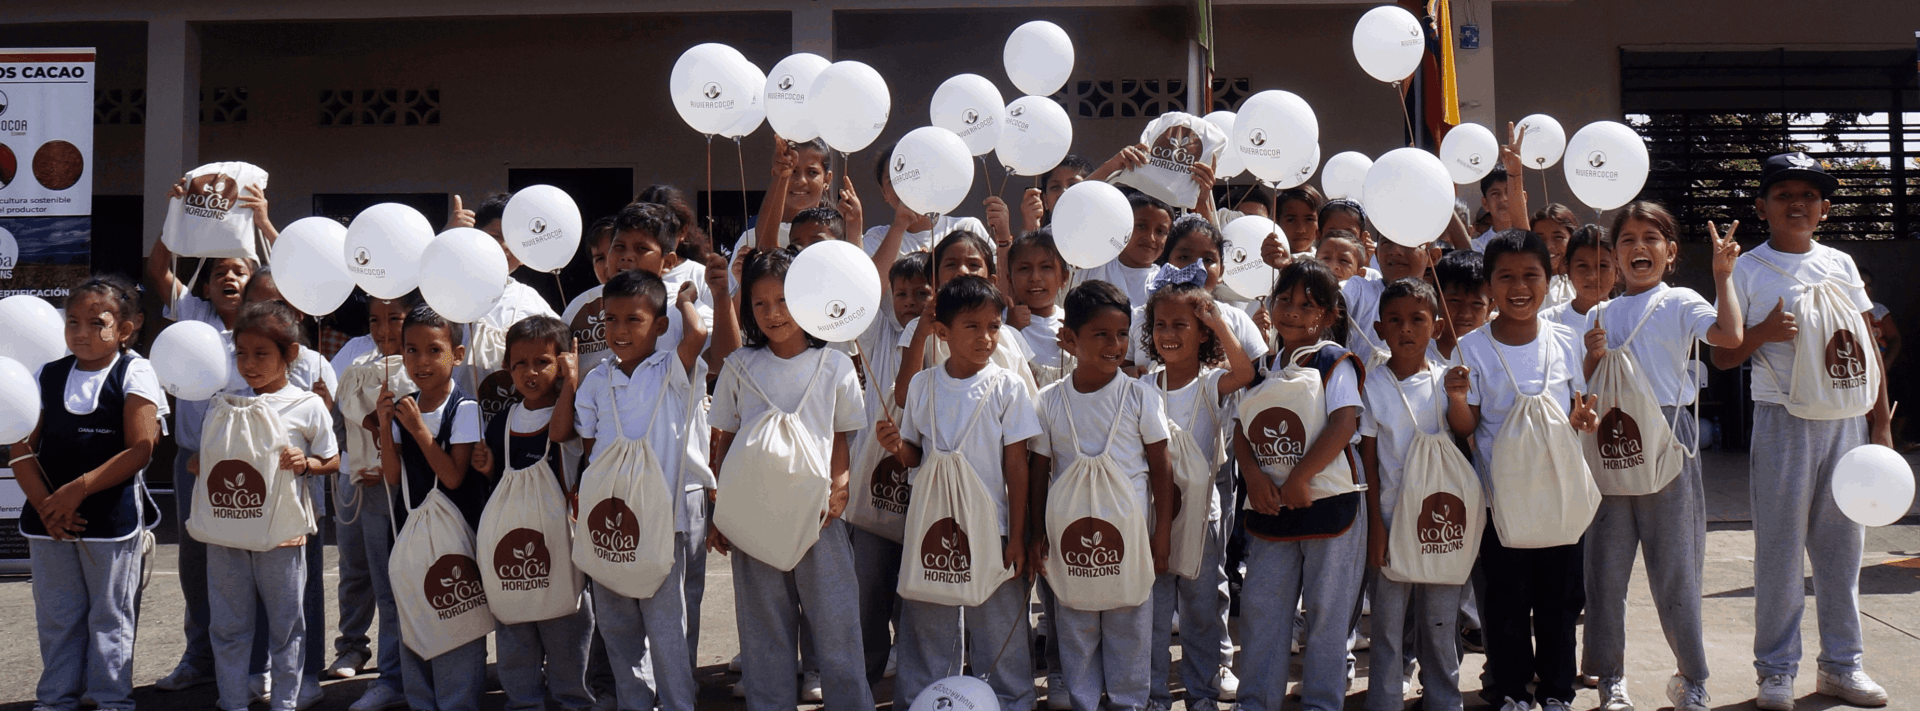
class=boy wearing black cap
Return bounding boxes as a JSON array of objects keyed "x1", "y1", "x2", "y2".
[{"x1": 1712, "y1": 152, "x2": 1891, "y2": 710}]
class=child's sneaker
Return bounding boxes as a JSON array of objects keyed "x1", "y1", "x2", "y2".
[
  {"x1": 348, "y1": 684, "x2": 406, "y2": 711},
  {"x1": 1665, "y1": 674, "x2": 1709, "y2": 711},
  {"x1": 1215, "y1": 666, "x2": 1240, "y2": 701},
  {"x1": 1047, "y1": 672, "x2": 1071, "y2": 710},
  {"x1": 1499, "y1": 697, "x2": 1534, "y2": 711},
  {"x1": 1815, "y1": 669, "x2": 1888, "y2": 707},
  {"x1": 155, "y1": 660, "x2": 214, "y2": 692},
  {"x1": 1541, "y1": 700, "x2": 1572, "y2": 711},
  {"x1": 1755, "y1": 674, "x2": 1795, "y2": 711},
  {"x1": 800, "y1": 670, "x2": 824, "y2": 702},
  {"x1": 1598, "y1": 676, "x2": 1633, "y2": 711}
]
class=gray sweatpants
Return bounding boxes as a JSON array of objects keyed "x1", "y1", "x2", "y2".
[
  {"x1": 1238, "y1": 520, "x2": 1368, "y2": 711},
  {"x1": 1151, "y1": 521, "x2": 1229, "y2": 704},
  {"x1": 595, "y1": 533, "x2": 696, "y2": 711},
  {"x1": 1583, "y1": 406, "x2": 1708, "y2": 683},
  {"x1": 683, "y1": 490, "x2": 710, "y2": 669},
  {"x1": 1054, "y1": 598, "x2": 1152, "y2": 710},
  {"x1": 1750, "y1": 403, "x2": 1868, "y2": 677},
  {"x1": 173, "y1": 449, "x2": 215, "y2": 676},
  {"x1": 1367, "y1": 565, "x2": 1464, "y2": 711},
  {"x1": 498, "y1": 598, "x2": 596, "y2": 711},
  {"x1": 894, "y1": 576, "x2": 1035, "y2": 710},
  {"x1": 30, "y1": 535, "x2": 143, "y2": 711},
  {"x1": 208, "y1": 544, "x2": 306, "y2": 711},
  {"x1": 732, "y1": 519, "x2": 875, "y2": 711},
  {"x1": 849, "y1": 525, "x2": 903, "y2": 679},
  {"x1": 332, "y1": 472, "x2": 375, "y2": 662}
]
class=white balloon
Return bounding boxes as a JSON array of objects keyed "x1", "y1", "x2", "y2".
[
  {"x1": 669, "y1": 43, "x2": 762, "y2": 136},
  {"x1": 1352, "y1": 5, "x2": 1426, "y2": 83},
  {"x1": 0, "y1": 356, "x2": 36, "y2": 445},
  {"x1": 1004, "y1": 21, "x2": 1075, "y2": 97},
  {"x1": 503, "y1": 185, "x2": 584, "y2": 273},
  {"x1": 1833, "y1": 444, "x2": 1916, "y2": 527},
  {"x1": 1563, "y1": 121, "x2": 1651, "y2": 211},
  {"x1": 1321, "y1": 151, "x2": 1374, "y2": 201},
  {"x1": 0, "y1": 294, "x2": 66, "y2": 369},
  {"x1": 908, "y1": 676, "x2": 1000, "y2": 711},
  {"x1": 787, "y1": 241, "x2": 883, "y2": 342},
  {"x1": 152, "y1": 320, "x2": 232, "y2": 401},
  {"x1": 889, "y1": 127, "x2": 975, "y2": 217},
  {"x1": 810, "y1": 61, "x2": 891, "y2": 153},
  {"x1": 1439, "y1": 122, "x2": 1500, "y2": 184},
  {"x1": 270, "y1": 217, "x2": 354, "y2": 317},
  {"x1": 930, "y1": 74, "x2": 1006, "y2": 157},
  {"x1": 1051, "y1": 180, "x2": 1133, "y2": 269},
  {"x1": 765, "y1": 53, "x2": 831, "y2": 142},
  {"x1": 718, "y1": 59, "x2": 768, "y2": 138},
  {"x1": 1362, "y1": 147, "x2": 1454, "y2": 247},
  {"x1": 997, "y1": 96, "x2": 1073, "y2": 176},
  {"x1": 1202, "y1": 111, "x2": 1244, "y2": 179},
  {"x1": 1272, "y1": 144, "x2": 1323, "y2": 190},
  {"x1": 1232, "y1": 90, "x2": 1319, "y2": 184},
  {"x1": 344, "y1": 203, "x2": 434, "y2": 299},
  {"x1": 1515, "y1": 113, "x2": 1567, "y2": 169},
  {"x1": 1220, "y1": 215, "x2": 1280, "y2": 300},
  {"x1": 419, "y1": 228, "x2": 509, "y2": 323}
]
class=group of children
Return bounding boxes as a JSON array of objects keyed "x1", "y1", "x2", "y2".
[{"x1": 13, "y1": 128, "x2": 1894, "y2": 711}]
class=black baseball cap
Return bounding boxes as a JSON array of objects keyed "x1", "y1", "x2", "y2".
[{"x1": 1758, "y1": 151, "x2": 1839, "y2": 197}]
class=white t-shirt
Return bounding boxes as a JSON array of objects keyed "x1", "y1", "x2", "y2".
[
  {"x1": 1022, "y1": 310, "x2": 1067, "y2": 376},
  {"x1": 1342, "y1": 275, "x2": 1387, "y2": 366},
  {"x1": 661, "y1": 258, "x2": 716, "y2": 318},
  {"x1": 576, "y1": 351, "x2": 707, "y2": 532},
  {"x1": 1031, "y1": 372, "x2": 1170, "y2": 505},
  {"x1": 897, "y1": 318, "x2": 1038, "y2": 396},
  {"x1": 240, "y1": 386, "x2": 338, "y2": 460},
  {"x1": 1459, "y1": 321, "x2": 1586, "y2": 491},
  {"x1": 178, "y1": 341, "x2": 334, "y2": 452},
  {"x1": 560, "y1": 284, "x2": 706, "y2": 379},
  {"x1": 392, "y1": 395, "x2": 483, "y2": 447},
  {"x1": 1357, "y1": 362, "x2": 1447, "y2": 523},
  {"x1": 1142, "y1": 367, "x2": 1228, "y2": 522},
  {"x1": 61, "y1": 352, "x2": 170, "y2": 425},
  {"x1": 710, "y1": 347, "x2": 867, "y2": 442},
  {"x1": 1595, "y1": 284, "x2": 1717, "y2": 407},
  {"x1": 854, "y1": 312, "x2": 908, "y2": 427},
  {"x1": 330, "y1": 335, "x2": 377, "y2": 385},
  {"x1": 1126, "y1": 300, "x2": 1267, "y2": 367},
  {"x1": 860, "y1": 216, "x2": 990, "y2": 258},
  {"x1": 1470, "y1": 228, "x2": 1497, "y2": 253},
  {"x1": 1732, "y1": 242, "x2": 1873, "y2": 405},
  {"x1": 1070, "y1": 260, "x2": 1161, "y2": 311},
  {"x1": 1541, "y1": 300, "x2": 1598, "y2": 336},
  {"x1": 165, "y1": 290, "x2": 227, "y2": 330},
  {"x1": 898, "y1": 364, "x2": 1042, "y2": 534}
]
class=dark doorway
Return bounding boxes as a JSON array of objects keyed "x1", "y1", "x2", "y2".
[{"x1": 507, "y1": 168, "x2": 633, "y2": 311}]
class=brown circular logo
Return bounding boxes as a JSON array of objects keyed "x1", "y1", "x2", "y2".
[
  {"x1": 1247, "y1": 407, "x2": 1308, "y2": 467},
  {"x1": 0, "y1": 143, "x2": 15, "y2": 188},
  {"x1": 570, "y1": 298, "x2": 607, "y2": 356},
  {"x1": 586, "y1": 497, "x2": 640, "y2": 563},
  {"x1": 1416, "y1": 492, "x2": 1468, "y2": 554},
  {"x1": 491, "y1": 527, "x2": 553, "y2": 590},
  {"x1": 919, "y1": 517, "x2": 972, "y2": 573},
  {"x1": 207, "y1": 459, "x2": 268, "y2": 519},
  {"x1": 31, "y1": 139, "x2": 83, "y2": 191},
  {"x1": 1596, "y1": 408, "x2": 1645, "y2": 471},
  {"x1": 182, "y1": 172, "x2": 241, "y2": 216},
  {"x1": 1059, "y1": 516, "x2": 1124, "y2": 577},
  {"x1": 424, "y1": 553, "x2": 487, "y2": 615},
  {"x1": 477, "y1": 370, "x2": 522, "y2": 428},
  {"x1": 869, "y1": 455, "x2": 911, "y2": 515},
  {"x1": 1149, "y1": 124, "x2": 1202, "y2": 168},
  {"x1": 1825, "y1": 329, "x2": 1869, "y2": 389}
]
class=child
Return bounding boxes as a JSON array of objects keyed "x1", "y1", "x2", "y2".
[
  {"x1": 1318, "y1": 199, "x2": 1380, "y2": 279},
  {"x1": 1350, "y1": 238, "x2": 1446, "y2": 369},
  {"x1": 1029, "y1": 279, "x2": 1175, "y2": 711},
  {"x1": 1470, "y1": 126, "x2": 1535, "y2": 253},
  {"x1": 457, "y1": 193, "x2": 561, "y2": 404},
  {"x1": 1008, "y1": 231, "x2": 1070, "y2": 387},
  {"x1": 377, "y1": 305, "x2": 489, "y2": 711},
  {"x1": 897, "y1": 230, "x2": 1040, "y2": 401},
  {"x1": 331, "y1": 293, "x2": 419, "y2": 711},
  {"x1": 1713, "y1": 153, "x2": 1891, "y2": 710},
  {"x1": 1448, "y1": 230, "x2": 1599, "y2": 711},
  {"x1": 1277, "y1": 186, "x2": 1326, "y2": 256},
  {"x1": 845, "y1": 249, "x2": 934, "y2": 679},
  {"x1": 1434, "y1": 249, "x2": 1492, "y2": 358},
  {"x1": 575, "y1": 269, "x2": 710, "y2": 711},
  {"x1": 1358, "y1": 279, "x2": 1469, "y2": 711},
  {"x1": 1532, "y1": 204, "x2": 1579, "y2": 308},
  {"x1": 791, "y1": 206, "x2": 848, "y2": 248},
  {"x1": 1068, "y1": 188, "x2": 1171, "y2": 310},
  {"x1": 874, "y1": 275, "x2": 1042, "y2": 710},
  {"x1": 206, "y1": 301, "x2": 339, "y2": 711},
  {"x1": 1215, "y1": 183, "x2": 1276, "y2": 223},
  {"x1": 14, "y1": 274, "x2": 165, "y2": 711},
  {"x1": 1023, "y1": 155, "x2": 1097, "y2": 233},
  {"x1": 1541, "y1": 225, "x2": 1614, "y2": 336},
  {"x1": 1139, "y1": 279, "x2": 1255, "y2": 709},
  {"x1": 1233, "y1": 259, "x2": 1367, "y2": 711},
  {"x1": 1131, "y1": 215, "x2": 1268, "y2": 368},
  {"x1": 732, "y1": 137, "x2": 859, "y2": 286},
  {"x1": 709, "y1": 249, "x2": 875, "y2": 710},
  {"x1": 1578, "y1": 201, "x2": 1743, "y2": 711},
  {"x1": 1315, "y1": 229, "x2": 1368, "y2": 284},
  {"x1": 864, "y1": 144, "x2": 987, "y2": 260}
]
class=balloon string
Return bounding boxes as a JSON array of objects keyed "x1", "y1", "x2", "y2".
[
  {"x1": 1394, "y1": 80, "x2": 1414, "y2": 148},
  {"x1": 553, "y1": 272, "x2": 567, "y2": 307},
  {"x1": 705, "y1": 134, "x2": 717, "y2": 248},
  {"x1": 1538, "y1": 168, "x2": 1551, "y2": 207},
  {"x1": 736, "y1": 138, "x2": 750, "y2": 244}
]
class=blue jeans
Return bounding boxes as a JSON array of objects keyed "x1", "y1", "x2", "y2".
[
  {"x1": 333, "y1": 472, "x2": 375, "y2": 660},
  {"x1": 30, "y1": 535, "x2": 144, "y2": 711}
]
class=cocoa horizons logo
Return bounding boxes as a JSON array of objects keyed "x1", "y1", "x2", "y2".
[
  {"x1": 918, "y1": 517, "x2": 973, "y2": 584},
  {"x1": 569, "y1": 298, "x2": 608, "y2": 357},
  {"x1": 1059, "y1": 517, "x2": 1124, "y2": 578},
  {"x1": 1147, "y1": 124, "x2": 1203, "y2": 173},
  {"x1": 425, "y1": 554, "x2": 487, "y2": 619},
  {"x1": 182, "y1": 172, "x2": 240, "y2": 221},
  {"x1": 1826, "y1": 329, "x2": 1869, "y2": 389},
  {"x1": 1417, "y1": 492, "x2": 1468, "y2": 555},
  {"x1": 477, "y1": 370, "x2": 522, "y2": 427},
  {"x1": 207, "y1": 460, "x2": 267, "y2": 519},
  {"x1": 869, "y1": 455, "x2": 910, "y2": 515},
  {"x1": 1596, "y1": 408, "x2": 1645, "y2": 470},
  {"x1": 491, "y1": 528, "x2": 553, "y2": 591},
  {"x1": 587, "y1": 498, "x2": 640, "y2": 563},
  {"x1": 1247, "y1": 407, "x2": 1307, "y2": 467}
]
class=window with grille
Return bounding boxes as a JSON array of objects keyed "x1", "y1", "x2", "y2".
[{"x1": 1622, "y1": 50, "x2": 1920, "y2": 240}]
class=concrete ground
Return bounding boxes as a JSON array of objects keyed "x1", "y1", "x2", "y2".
[{"x1": 4, "y1": 450, "x2": 1920, "y2": 711}]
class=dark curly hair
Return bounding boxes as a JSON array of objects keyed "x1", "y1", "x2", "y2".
[
  {"x1": 1139, "y1": 282, "x2": 1226, "y2": 368},
  {"x1": 738, "y1": 248, "x2": 826, "y2": 350}
]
